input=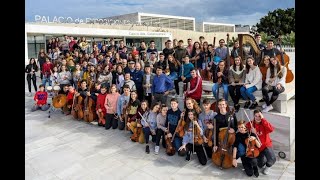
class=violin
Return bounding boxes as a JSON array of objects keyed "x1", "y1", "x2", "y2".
[
  {"x1": 201, "y1": 53, "x2": 213, "y2": 81},
  {"x1": 205, "y1": 120, "x2": 214, "y2": 147},
  {"x1": 212, "y1": 109, "x2": 236, "y2": 169},
  {"x1": 276, "y1": 36, "x2": 294, "y2": 83},
  {"x1": 165, "y1": 122, "x2": 175, "y2": 156},
  {"x1": 193, "y1": 120, "x2": 204, "y2": 146},
  {"x1": 245, "y1": 136, "x2": 260, "y2": 158},
  {"x1": 172, "y1": 110, "x2": 186, "y2": 140}
]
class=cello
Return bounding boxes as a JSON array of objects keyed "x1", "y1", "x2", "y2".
[
  {"x1": 75, "y1": 95, "x2": 84, "y2": 120},
  {"x1": 276, "y1": 36, "x2": 294, "y2": 83},
  {"x1": 205, "y1": 119, "x2": 214, "y2": 147},
  {"x1": 212, "y1": 109, "x2": 236, "y2": 169},
  {"x1": 165, "y1": 122, "x2": 175, "y2": 156},
  {"x1": 83, "y1": 92, "x2": 97, "y2": 122},
  {"x1": 71, "y1": 92, "x2": 78, "y2": 119}
]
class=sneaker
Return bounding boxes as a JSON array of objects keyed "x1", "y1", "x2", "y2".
[
  {"x1": 244, "y1": 101, "x2": 251, "y2": 108},
  {"x1": 146, "y1": 145, "x2": 150, "y2": 154},
  {"x1": 262, "y1": 103, "x2": 267, "y2": 109},
  {"x1": 90, "y1": 121, "x2": 98, "y2": 125},
  {"x1": 262, "y1": 166, "x2": 270, "y2": 175},
  {"x1": 27, "y1": 92, "x2": 32, "y2": 97},
  {"x1": 155, "y1": 146, "x2": 160, "y2": 155},
  {"x1": 249, "y1": 101, "x2": 258, "y2": 109},
  {"x1": 259, "y1": 98, "x2": 265, "y2": 102},
  {"x1": 262, "y1": 105, "x2": 273, "y2": 113}
]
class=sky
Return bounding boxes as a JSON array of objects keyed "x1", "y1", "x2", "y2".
[{"x1": 25, "y1": 0, "x2": 294, "y2": 26}]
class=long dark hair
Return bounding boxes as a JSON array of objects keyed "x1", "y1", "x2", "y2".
[
  {"x1": 184, "y1": 109, "x2": 198, "y2": 131},
  {"x1": 270, "y1": 57, "x2": 283, "y2": 78},
  {"x1": 232, "y1": 56, "x2": 244, "y2": 71},
  {"x1": 245, "y1": 56, "x2": 257, "y2": 74}
]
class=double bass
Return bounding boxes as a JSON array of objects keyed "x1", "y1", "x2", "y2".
[
  {"x1": 212, "y1": 109, "x2": 236, "y2": 169},
  {"x1": 74, "y1": 95, "x2": 84, "y2": 120},
  {"x1": 276, "y1": 36, "x2": 294, "y2": 83},
  {"x1": 83, "y1": 93, "x2": 97, "y2": 122},
  {"x1": 165, "y1": 122, "x2": 175, "y2": 156}
]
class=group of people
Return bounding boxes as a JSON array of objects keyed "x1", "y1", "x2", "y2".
[{"x1": 25, "y1": 34, "x2": 281, "y2": 177}]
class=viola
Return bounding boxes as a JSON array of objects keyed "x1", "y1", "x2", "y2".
[
  {"x1": 245, "y1": 136, "x2": 260, "y2": 158},
  {"x1": 205, "y1": 120, "x2": 214, "y2": 147},
  {"x1": 212, "y1": 109, "x2": 236, "y2": 169},
  {"x1": 165, "y1": 122, "x2": 175, "y2": 156}
]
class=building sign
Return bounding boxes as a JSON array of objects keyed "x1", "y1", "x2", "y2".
[{"x1": 34, "y1": 15, "x2": 156, "y2": 26}]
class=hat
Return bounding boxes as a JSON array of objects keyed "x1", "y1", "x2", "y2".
[{"x1": 129, "y1": 61, "x2": 135, "y2": 64}]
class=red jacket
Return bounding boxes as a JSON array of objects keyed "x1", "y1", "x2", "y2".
[
  {"x1": 246, "y1": 118, "x2": 274, "y2": 152},
  {"x1": 42, "y1": 63, "x2": 54, "y2": 76},
  {"x1": 34, "y1": 91, "x2": 48, "y2": 105},
  {"x1": 96, "y1": 93, "x2": 107, "y2": 114},
  {"x1": 67, "y1": 91, "x2": 75, "y2": 105},
  {"x1": 186, "y1": 76, "x2": 202, "y2": 100}
]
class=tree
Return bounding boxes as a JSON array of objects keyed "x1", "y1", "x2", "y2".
[{"x1": 256, "y1": 8, "x2": 295, "y2": 37}]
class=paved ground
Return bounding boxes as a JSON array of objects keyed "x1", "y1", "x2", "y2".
[{"x1": 25, "y1": 80, "x2": 295, "y2": 180}]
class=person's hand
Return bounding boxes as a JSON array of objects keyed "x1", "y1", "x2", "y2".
[
  {"x1": 151, "y1": 130, "x2": 156, "y2": 135},
  {"x1": 67, "y1": 105, "x2": 71, "y2": 108},
  {"x1": 181, "y1": 76, "x2": 186, "y2": 81},
  {"x1": 249, "y1": 136, "x2": 256, "y2": 141},
  {"x1": 39, "y1": 104, "x2": 43, "y2": 107},
  {"x1": 126, "y1": 122, "x2": 131, "y2": 128},
  {"x1": 95, "y1": 93, "x2": 99, "y2": 96},
  {"x1": 231, "y1": 82, "x2": 235, "y2": 86},
  {"x1": 98, "y1": 109, "x2": 102, "y2": 112},
  {"x1": 213, "y1": 146, "x2": 218, "y2": 152},
  {"x1": 178, "y1": 144, "x2": 186, "y2": 151},
  {"x1": 75, "y1": 93, "x2": 80, "y2": 97},
  {"x1": 167, "y1": 133, "x2": 172, "y2": 138},
  {"x1": 233, "y1": 159, "x2": 238, "y2": 167},
  {"x1": 35, "y1": 99, "x2": 38, "y2": 102},
  {"x1": 86, "y1": 92, "x2": 91, "y2": 96},
  {"x1": 251, "y1": 128, "x2": 256, "y2": 134},
  {"x1": 276, "y1": 84, "x2": 282, "y2": 90},
  {"x1": 164, "y1": 91, "x2": 169, "y2": 95},
  {"x1": 217, "y1": 72, "x2": 223, "y2": 77},
  {"x1": 228, "y1": 128, "x2": 235, "y2": 134},
  {"x1": 137, "y1": 123, "x2": 142, "y2": 128},
  {"x1": 180, "y1": 111, "x2": 185, "y2": 118},
  {"x1": 152, "y1": 96, "x2": 154, "y2": 100},
  {"x1": 207, "y1": 124, "x2": 213, "y2": 129},
  {"x1": 206, "y1": 67, "x2": 211, "y2": 71},
  {"x1": 203, "y1": 136, "x2": 208, "y2": 143}
]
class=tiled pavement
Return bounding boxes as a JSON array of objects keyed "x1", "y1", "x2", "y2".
[{"x1": 25, "y1": 77, "x2": 295, "y2": 180}]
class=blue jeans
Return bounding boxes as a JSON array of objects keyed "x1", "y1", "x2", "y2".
[
  {"x1": 173, "y1": 136, "x2": 183, "y2": 153},
  {"x1": 240, "y1": 86, "x2": 257, "y2": 101},
  {"x1": 42, "y1": 77, "x2": 52, "y2": 87},
  {"x1": 168, "y1": 72, "x2": 178, "y2": 81},
  {"x1": 212, "y1": 83, "x2": 229, "y2": 100},
  {"x1": 143, "y1": 127, "x2": 156, "y2": 144}
]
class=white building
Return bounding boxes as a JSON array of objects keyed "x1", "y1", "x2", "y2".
[
  {"x1": 25, "y1": 23, "x2": 172, "y2": 64},
  {"x1": 104, "y1": 12, "x2": 196, "y2": 31},
  {"x1": 198, "y1": 22, "x2": 235, "y2": 33}
]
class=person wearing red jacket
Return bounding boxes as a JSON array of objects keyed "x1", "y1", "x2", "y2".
[
  {"x1": 64, "y1": 86, "x2": 75, "y2": 115},
  {"x1": 31, "y1": 84, "x2": 50, "y2": 112},
  {"x1": 42, "y1": 57, "x2": 54, "y2": 88},
  {"x1": 185, "y1": 68, "x2": 202, "y2": 104},
  {"x1": 246, "y1": 109, "x2": 276, "y2": 175},
  {"x1": 96, "y1": 86, "x2": 107, "y2": 126}
]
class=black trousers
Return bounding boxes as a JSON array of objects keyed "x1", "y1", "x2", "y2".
[
  {"x1": 174, "y1": 77, "x2": 191, "y2": 95},
  {"x1": 27, "y1": 74, "x2": 37, "y2": 92},
  {"x1": 155, "y1": 128, "x2": 166, "y2": 148},
  {"x1": 144, "y1": 93, "x2": 152, "y2": 108},
  {"x1": 262, "y1": 85, "x2": 285, "y2": 106},
  {"x1": 186, "y1": 143, "x2": 207, "y2": 165},
  {"x1": 137, "y1": 87, "x2": 144, "y2": 102},
  {"x1": 257, "y1": 147, "x2": 276, "y2": 168},
  {"x1": 105, "y1": 113, "x2": 118, "y2": 129},
  {"x1": 241, "y1": 156, "x2": 258, "y2": 176},
  {"x1": 143, "y1": 127, "x2": 156, "y2": 144},
  {"x1": 228, "y1": 85, "x2": 242, "y2": 105}
]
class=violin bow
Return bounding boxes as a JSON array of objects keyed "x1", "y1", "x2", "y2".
[{"x1": 243, "y1": 110, "x2": 262, "y2": 145}]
